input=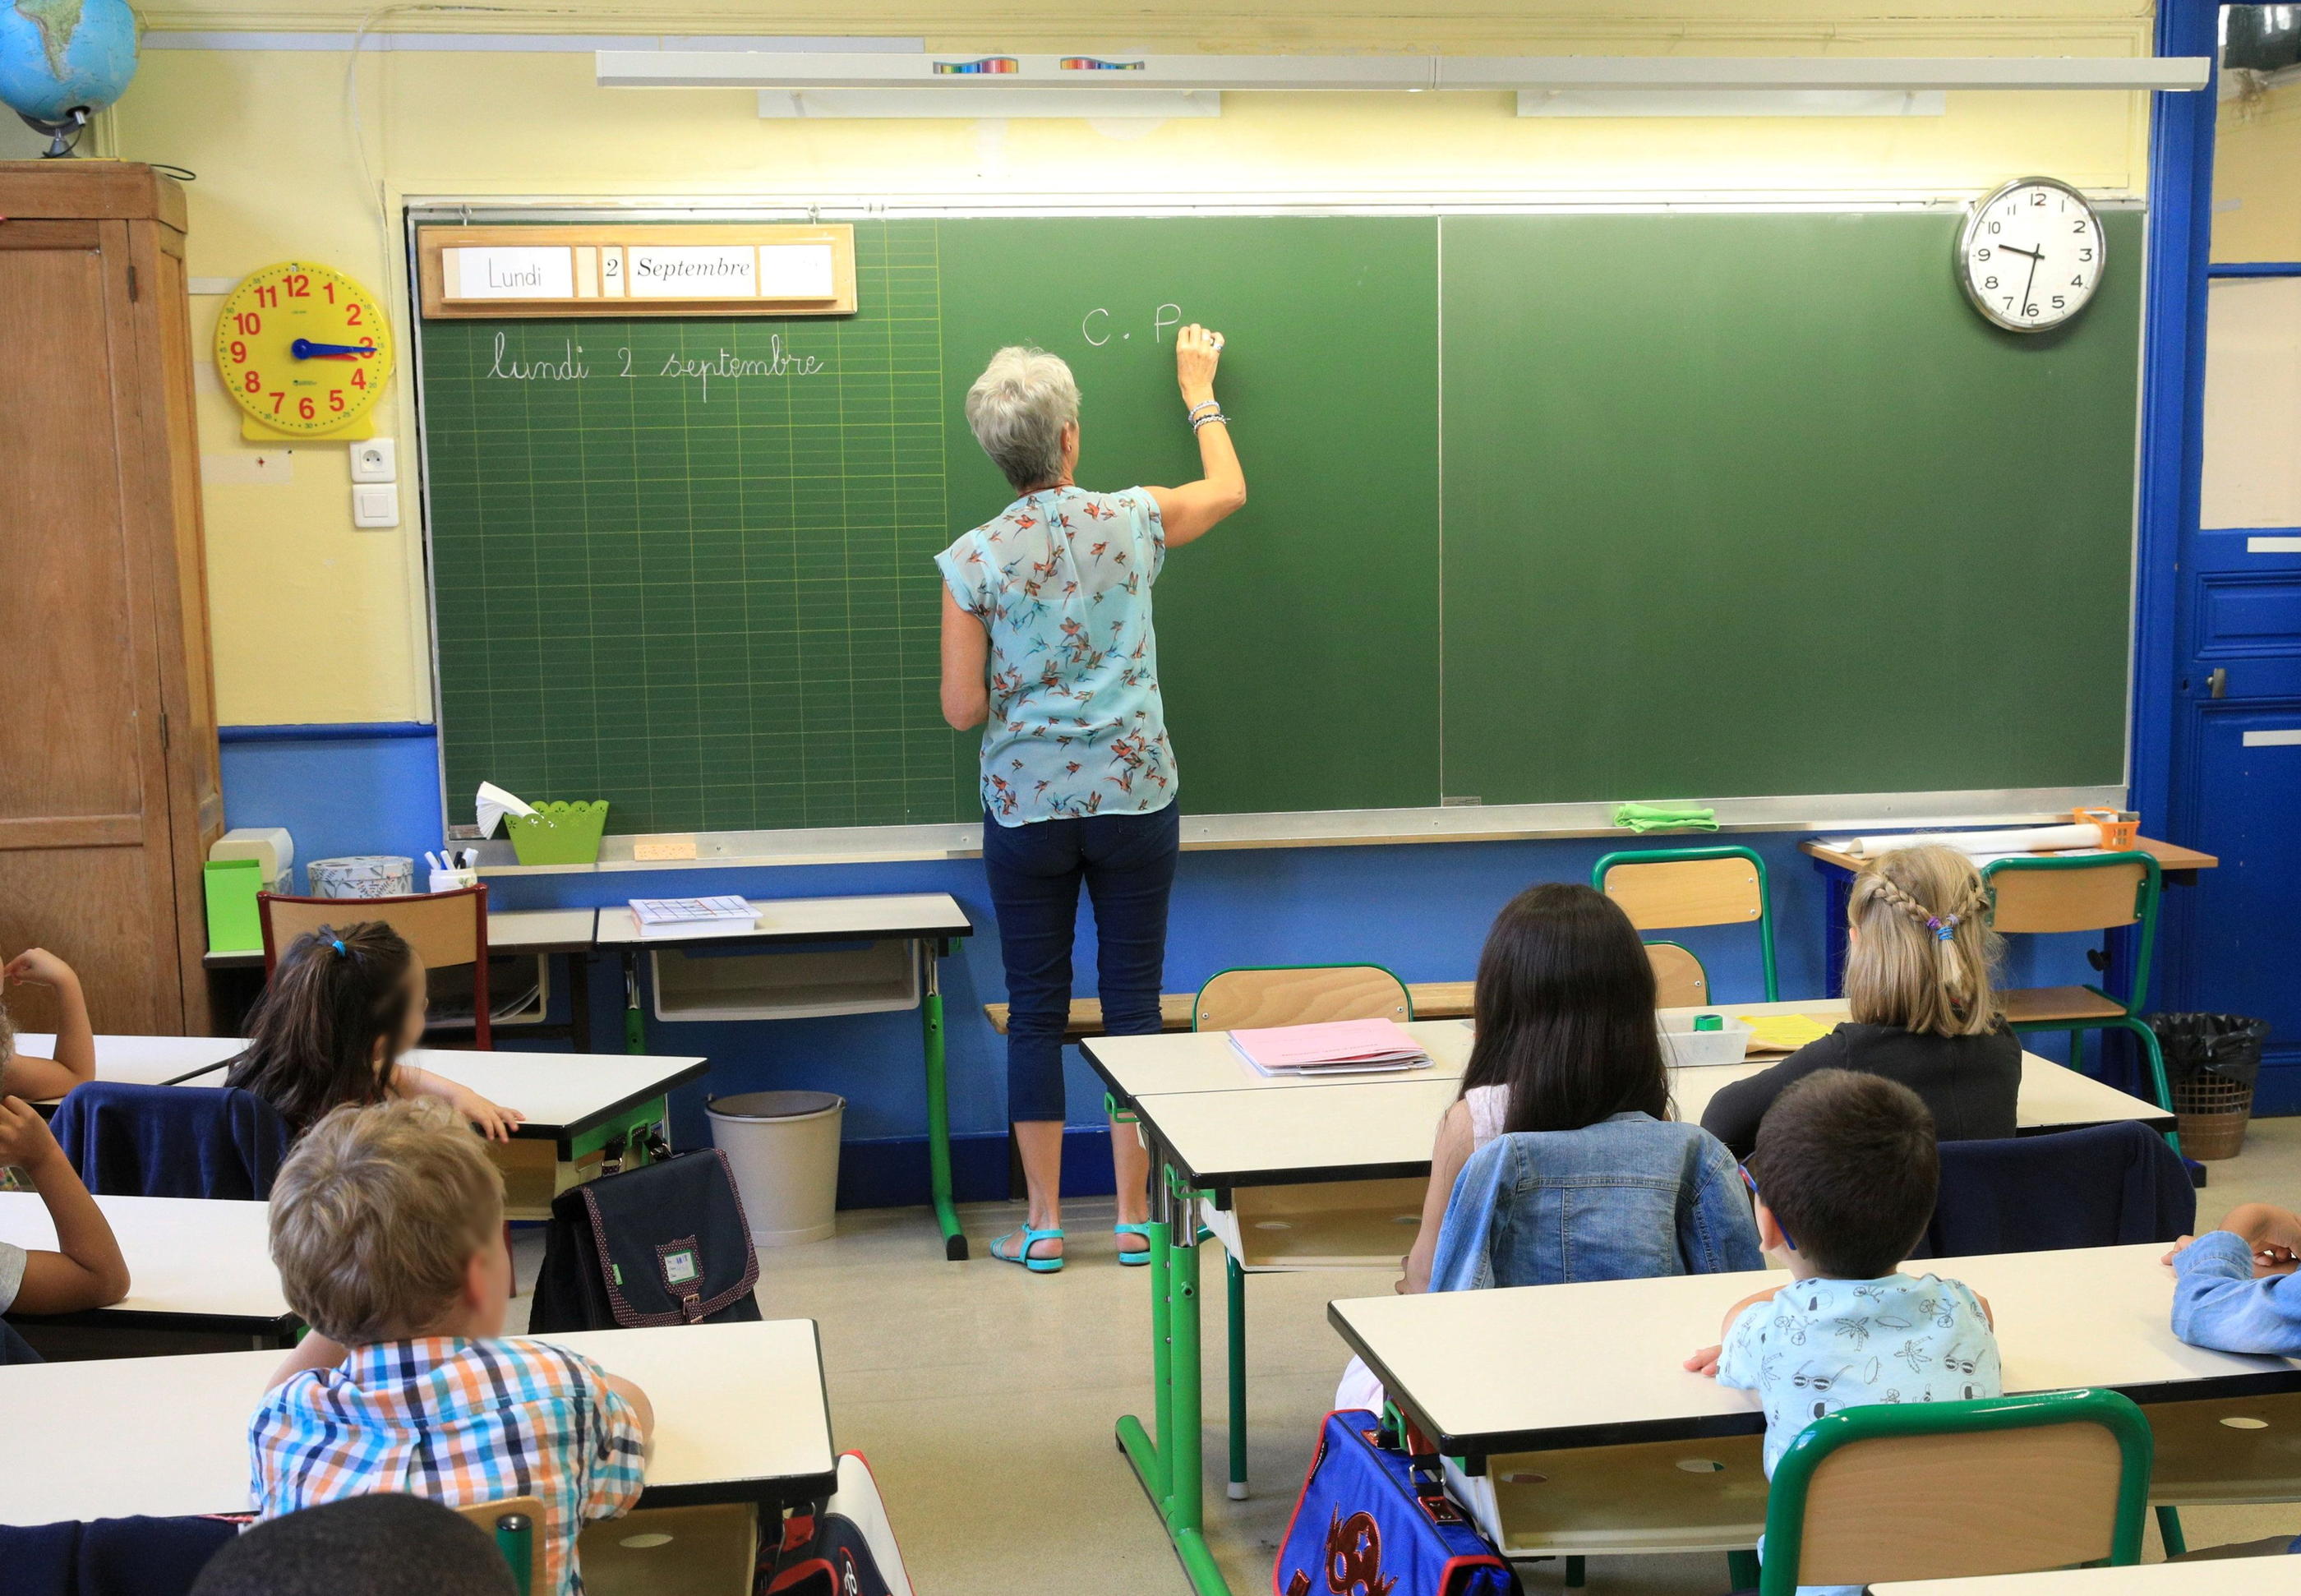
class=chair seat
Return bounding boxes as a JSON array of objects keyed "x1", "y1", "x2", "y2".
[
  {"x1": 982, "y1": 980, "x2": 1479, "y2": 1036},
  {"x1": 2003, "y1": 986, "x2": 2131, "y2": 1026}
]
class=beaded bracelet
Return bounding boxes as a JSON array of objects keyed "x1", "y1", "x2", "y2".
[
  {"x1": 1192, "y1": 411, "x2": 1231, "y2": 431},
  {"x1": 1185, "y1": 399, "x2": 1221, "y2": 422}
]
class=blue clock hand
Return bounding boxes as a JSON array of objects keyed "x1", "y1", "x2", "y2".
[{"x1": 290, "y1": 339, "x2": 377, "y2": 359}]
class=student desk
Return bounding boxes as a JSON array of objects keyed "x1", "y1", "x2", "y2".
[
  {"x1": 596, "y1": 894, "x2": 975, "y2": 1258},
  {"x1": 1881, "y1": 1564, "x2": 2300, "y2": 1596},
  {"x1": 1800, "y1": 836, "x2": 2219, "y2": 1000},
  {"x1": 0, "y1": 1317, "x2": 837, "y2": 1525},
  {"x1": 1084, "y1": 1022, "x2": 2174, "y2": 1596},
  {"x1": 0, "y1": 1191, "x2": 297, "y2": 1354},
  {"x1": 1328, "y1": 1243, "x2": 2301, "y2": 1563},
  {"x1": 202, "y1": 907, "x2": 602, "y2": 1052},
  {"x1": 91, "y1": 1040, "x2": 708, "y2": 1222},
  {"x1": 981, "y1": 981, "x2": 1478, "y2": 1039}
]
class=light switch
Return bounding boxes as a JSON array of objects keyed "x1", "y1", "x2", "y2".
[
  {"x1": 352, "y1": 483, "x2": 400, "y2": 528},
  {"x1": 349, "y1": 438, "x2": 396, "y2": 482}
]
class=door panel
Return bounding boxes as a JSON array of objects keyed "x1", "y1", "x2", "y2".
[{"x1": 2200, "y1": 278, "x2": 2301, "y2": 530}]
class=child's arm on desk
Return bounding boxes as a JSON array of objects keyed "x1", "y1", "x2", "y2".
[
  {"x1": 0, "y1": 951, "x2": 95, "y2": 1100},
  {"x1": 390, "y1": 1065, "x2": 526, "y2": 1143},
  {"x1": 0, "y1": 1096, "x2": 128, "y2": 1312},
  {"x1": 605, "y1": 1373, "x2": 655, "y2": 1440},
  {"x1": 267, "y1": 1333, "x2": 349, "y2": 1388},
  {"x1": 2168, "y1": 1205, "x2": 2301, "y2": 1355},
  {"x1": 1685, "y1": 1285, "x2": 1784, "y2": 1379}
]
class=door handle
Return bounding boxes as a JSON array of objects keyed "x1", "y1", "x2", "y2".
[{"x1": 2208, "y1": 667, "x2": 2228, "y2": 699}]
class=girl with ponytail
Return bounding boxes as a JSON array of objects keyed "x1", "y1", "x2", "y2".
[
  {"x1": 1700, "y1": 843, "x2": 2020, "y2": 1159},
  {"x1": 224, "y1": 922, "x2": 523, "y2": 1140}
]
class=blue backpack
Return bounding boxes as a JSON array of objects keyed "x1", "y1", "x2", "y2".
[{"x1": 1275, "y1": 1411, "x2": 1519, "y2": 1596}]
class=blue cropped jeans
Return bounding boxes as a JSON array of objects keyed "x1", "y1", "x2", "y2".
[{"x1": 982, "y1": 800, "x2": 1180, "y2": 1123}]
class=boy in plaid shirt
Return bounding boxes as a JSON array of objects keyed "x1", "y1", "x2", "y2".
[{"x1": 250, "y1": 1099, "x2": 653, "y2": 1596}]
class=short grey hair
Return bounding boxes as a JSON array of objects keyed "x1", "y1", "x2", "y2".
[{"x1": 966, "y1": 346, "x2": 1080, "y2": 492}]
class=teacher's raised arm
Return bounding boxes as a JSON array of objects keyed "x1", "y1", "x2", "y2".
[{"x1": 932, "y1": 327, "x2": 1245, "y2": 1275}]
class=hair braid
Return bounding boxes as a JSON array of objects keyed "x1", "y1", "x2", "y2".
[{"x1": 1865, "y1": 868, "x2": 1992, "y2": 1005}]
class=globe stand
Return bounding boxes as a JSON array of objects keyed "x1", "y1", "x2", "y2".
[{"x1": 16, "y1": 107, "x2": 88, "y2": 159}]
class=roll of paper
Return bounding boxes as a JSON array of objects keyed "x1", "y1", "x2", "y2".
[{"x1": 1839, "y1": 823, "x2": 2105, "y2": 858}]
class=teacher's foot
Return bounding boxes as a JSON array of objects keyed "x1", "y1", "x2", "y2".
[
  {"x1": 1115, "y1": 1220, "x2": 1153, "y2": 1266},
  {"x1": 990, "y1": 1225, "x2": 1065, "y2": 1272}
]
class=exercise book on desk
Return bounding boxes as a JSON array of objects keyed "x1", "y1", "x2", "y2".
[
  {"x1": 629, "y1": 896, "x2": 758, "y2": 939},
  {"x1": 1228, "y1": 1018, "x2": 1432, "y2": 1077}
]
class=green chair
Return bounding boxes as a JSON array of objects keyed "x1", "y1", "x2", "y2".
[
  {"x1": 1981, "y1": 851, "x2": 2176, "y2": 1124},
  {"x1": 1593, "y1": 845, "x2": 1779, "y2": 1002},
  {"x1": 1193, "y1": 962, "x2": 1414, "y2": 1503},
  {"x1": 1755, "y1": 1388, "x2": 2153, "y2": 1595},
  {"x1": 454, "y1": 1497, "x2": 542, "y2": 1596}
]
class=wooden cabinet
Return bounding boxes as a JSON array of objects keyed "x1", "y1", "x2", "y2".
[{"x1": 0, "y1": 164, "x2": 222, "y2": 1036}]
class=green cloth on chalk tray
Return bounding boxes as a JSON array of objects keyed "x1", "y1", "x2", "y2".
[{"x1": 1612, "y1": 802, "x2": 1719, "y2": 833}]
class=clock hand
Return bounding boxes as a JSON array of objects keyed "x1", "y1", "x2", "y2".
[
  {"x1": 1996, "y1": 242, "x2": 2044, "y2": 262},
  {"x1": 289, "y1": 339, "x2": 378, "y2": 360},
  {"x1": 2017, "y1": 252, "x2": 2040, "y2": 315}
]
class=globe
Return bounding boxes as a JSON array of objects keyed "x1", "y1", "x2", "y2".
[{"x1": 0, "y1": 0, "x2": 139, "y2": 131}]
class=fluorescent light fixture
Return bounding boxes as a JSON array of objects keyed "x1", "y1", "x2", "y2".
[
  {"x1": 599, "y1": 49, "x2": 2211, "y2": 95},
  {"x1": 759, "y1": 89, "x2": 1220, "y2": 119},
  {"x1": 1519, "y1": 89, "x2": 1947, "y2": 118}
]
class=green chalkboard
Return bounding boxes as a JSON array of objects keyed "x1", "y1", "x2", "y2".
[{"x1": 417, "y1": 211, "x2": 2137, "y2": 835}]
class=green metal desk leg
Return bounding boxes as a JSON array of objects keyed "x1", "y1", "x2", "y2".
[
  {"x1": 921, "y1": 939, "x2": 966, "y2": 1260},
  {"x1": 1227, "y1": 1252, "x2": 1249, "y2": 1500},
  {"x1": 1117, "y1": 1180, "x2": 1174, "y2": 1510},
  {"x1": 1164, "y1": 1165, "x2": 1230, "y2": 1596},
  {"x1": 2156, "y1": 1505, "x2": 2188, "y2": 1557},
  {"x1": 621, "y1": 953, "x2": 644, "y2": 1054}
]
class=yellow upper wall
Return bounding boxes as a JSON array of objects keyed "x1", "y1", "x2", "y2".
[{"x1": 109, "y1": 1, "x2": 2161, "y2": 725}]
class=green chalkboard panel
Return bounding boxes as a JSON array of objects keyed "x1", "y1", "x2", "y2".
[
  {"x1": 1436, "y1": 212, "x2": 2140, "y2": 805},
  {"x1": 418, "y1": 210, "x2": 2137, "y2": 836}
]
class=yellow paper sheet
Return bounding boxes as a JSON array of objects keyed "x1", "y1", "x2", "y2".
[{"x1": 1738, "y1": 1013, "x2": 1833, "y2": 1052}]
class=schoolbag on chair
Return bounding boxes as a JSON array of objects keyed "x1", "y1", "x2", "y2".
[
  {"x1": 529, "y1": 1149, "x2": 762, "y2": 1332},
  {"x1": 1275, "y1": 1410, "x2": 1519, "y2": 1596}
]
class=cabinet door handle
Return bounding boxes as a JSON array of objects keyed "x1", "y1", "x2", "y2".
[{"x1": 2208, "y1": 667, "x2": 2228, "y2": 699}]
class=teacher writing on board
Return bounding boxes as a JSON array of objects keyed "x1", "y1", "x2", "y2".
[{"x1": 936, "y1": 326, "x2": 1246, "y2": 1272}]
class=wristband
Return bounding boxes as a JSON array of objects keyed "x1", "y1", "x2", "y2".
[{"x1": 1192, "y1": 411, "x2": 1230, "y2": 431}]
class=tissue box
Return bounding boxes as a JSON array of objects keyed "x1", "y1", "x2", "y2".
[
  {"x1": 505, "y1": 800, "x2": 609, "y2": 866},
  {"x1": 210, "y1": 826, "x2": 294, "y2": 888}
]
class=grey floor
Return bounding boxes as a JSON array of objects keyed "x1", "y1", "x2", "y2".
[{"x1": 515, "y1": 1118, "x2": 2301, "y2": 1596}]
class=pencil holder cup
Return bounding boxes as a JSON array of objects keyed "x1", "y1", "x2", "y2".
[{"x1": 505, "y1": 800, "x2": 609, "y2": 866}]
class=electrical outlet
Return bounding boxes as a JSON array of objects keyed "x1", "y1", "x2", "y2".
[
  {"x1": 352, "y1": 483, "x2": 400, "y2": 528},
  {"x1": 349, "y1": 438, "x2": 396, "y2": 482}
]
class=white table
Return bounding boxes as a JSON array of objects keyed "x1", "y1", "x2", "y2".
[
  {"x1": 1880, "y1": 1560, "x2": 2299, "y2": 1594},
  {"x1": 23, "y1": 1034, "x2": 250, "y2": 1093},
  {"x1": 0, "y1": 1190, "x2": 295, "y2": 1345},
  {"x1": 599, "y1": 893, "x2": 975, "y2": 1258},
  {"x1": 0, "y1": 1318, "x2": 836, "y2": 1525}
]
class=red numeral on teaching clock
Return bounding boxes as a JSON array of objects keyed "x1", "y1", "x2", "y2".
[
  {"x1": 286, "y1": 274, "x2": 311, "y2": 298},
  {"x1": 346, "y1": 304, "x2": 363, "y2": 326},
  {"x1": 351, "y1": 369, "x2": 367, "y2": 389},
  {"x1": 322, "y1": 283, "x2": 335, "y2": 304},
  {"x1": 256, "y1": 286, "x2": 278, "y2": 308},
  {"x1": 329, "y1": 390, "x2": 345, "y2": 413},
  {"x1": 270, "y1": 391, "x2": 285, "y2": 414},
  {"x1": 234, "y1": 311, "x2": 261, "y2": 335},
  {"x1": 242, "y1": 370, "x2": 261, "y2": 393},
  {"x1": 228, "y1": 340, "x2": 247, "y2": 362},
  {"x1": 297, "y1": 397, "x2": 316, "y2": 420}
]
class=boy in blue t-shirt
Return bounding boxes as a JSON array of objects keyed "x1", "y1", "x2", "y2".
[{"x1": 1685, "y1": 1069, "x2": 2000, "y2": 1595}]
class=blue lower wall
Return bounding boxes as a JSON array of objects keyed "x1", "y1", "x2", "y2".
[{"x1": 219, "y1": 726, "x2": 2136, "y2": 1205}]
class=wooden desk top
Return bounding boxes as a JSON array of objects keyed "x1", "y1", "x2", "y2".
[
  {"x1": 0, "y1": 1318, "x2": 836, "y2": 1525},
  {"x1": 1128, "y1": 1048, "x2": 2168, "y2": 1189},
  {"x1": 595, "y1": 893, "x2": 971, "y2": 948},
  {"x1": 0, "y1": 1192, "x2": 293, "y2": 1337},
  {"x1": 1330, "y1": 1243, "x2": 2301, "y2": 1465},
  {"x1": 203, "y1": 907, "x2": 602, "y2": 970},
  {"x1": 1879, "y1": 1561, "x2": 2299, "y2": 1595},
  {"x1": 1802, "y1": 835, "x2": 2219, "y2": 874}
]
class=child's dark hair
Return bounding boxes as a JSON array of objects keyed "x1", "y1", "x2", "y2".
[
  {"x1": 1749, "y1": 1069, "x2": 1939, "y2": 1279},
  {"x1": 225, "y1": 923, "x2": 417, "y2": 1131},
  {"x1": 1461, "y1": 882, "x2": 1671, "y2": 1134}
]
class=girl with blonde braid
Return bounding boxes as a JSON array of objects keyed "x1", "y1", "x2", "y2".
[{"x1": 1700, "y1": 843, "x2": 2020, "y2": 1160}]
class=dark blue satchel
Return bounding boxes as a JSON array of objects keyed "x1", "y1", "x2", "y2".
[{"x1": 1275, "y1": 1411, "x2": 1519, "y2": 1596}]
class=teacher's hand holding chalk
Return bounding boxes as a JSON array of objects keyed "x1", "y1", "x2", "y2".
[{"x1": 1166, "y1": 325, "x2": 1243, "y2": 547}]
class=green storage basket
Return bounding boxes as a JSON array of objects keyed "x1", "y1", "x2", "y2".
[{"x1": 505, "y1": 800, "x2": 609, "y2": 865}]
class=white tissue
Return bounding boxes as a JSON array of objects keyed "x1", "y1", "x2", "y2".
[{"x1": 475, "y1": 781, "x2": 537, "y2": 838}]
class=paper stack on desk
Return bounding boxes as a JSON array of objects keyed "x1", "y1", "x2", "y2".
[
  {"x1": 1227, "y1": 1017, "x2": 1431, "y2": 1077},
  {"x1": 629, "y1": 895, "x2": 759, "y2": 938}
]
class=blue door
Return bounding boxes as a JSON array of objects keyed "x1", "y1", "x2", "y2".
[{"x1": 2164, "y1": 268, "x2": 2301, "y2": 1106}]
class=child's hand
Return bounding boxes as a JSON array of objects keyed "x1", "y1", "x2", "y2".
[
  {"x1": 1684, "y1": 1345, "x2": 1723, "y2": 1379},
  {"x1": 2164, "y1": 1234, "x2": 2196, "y2": 1266},
  {"x1": 2225, "y1": 1204, "x2": 2301, "y2": 1275},
  {"x1": 2, "y1": 949, "x2": 77, "y2": 989},
  {"x1": 0, "y1": 1096, "x2": 63, "y2": 1171},
  {"x1": 454, "y1": 1086, "x2": 526, "y2": 1142}
]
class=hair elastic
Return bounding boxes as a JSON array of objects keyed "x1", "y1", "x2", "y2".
[
  {"x1": 1924, "y1": 914, "x2": 1959, "y2": 943},
  {"x1": 330, "y1": 939, "x2": 348, "y2": 957}
]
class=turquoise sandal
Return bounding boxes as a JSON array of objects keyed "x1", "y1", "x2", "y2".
[
  {"x1": 990, "y1": 1225, "x2": 1065, "y2": 1273},
  {"x1": 1114, "y1": 1220, "x2": 1154, "y2": 1266}
]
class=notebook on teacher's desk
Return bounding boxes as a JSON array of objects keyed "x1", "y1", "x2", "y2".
[
  {"x1": 628, "y1": 895, "x2": 759, "y2": 938},
  {"x1": 1227, "y1": 1018, "x2": 1431, "y2": 1077}
]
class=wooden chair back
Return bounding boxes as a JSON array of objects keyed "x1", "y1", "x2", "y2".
[
  {"x1": 1645, "y1": 941, "x2": 1708, "y2": 1008},
  {"x1": 1985, "y1": 857, "x2": 2151, "y2": 934},
  {"x1": 259, "y1": 884, "x2": 491, "y2": 1046},
  {"x1": 454, "y1": 1494, "x2": 546, "y2": 1596},
  {"x1": 1760, "y1": 1391, "x2": 2151, "y2": 1594},
  {"x1": 1600, "y1": 855, "x2": 1764, "y2": 930},
  {"x1": 1193, "y1": 964, "x2": 1411, "y2": 1031}
]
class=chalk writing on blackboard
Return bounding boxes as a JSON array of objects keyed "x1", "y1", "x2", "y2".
[
  {"x1": 482, "y1": 332, "x2": 827, "y2": 400},
  {"x1": 1080, "y1": 303, "x2": 1184, "y2": 348}
]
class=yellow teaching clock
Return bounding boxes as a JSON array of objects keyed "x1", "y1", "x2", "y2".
[{"x1": 214, "y1": 261, "x2": 394, "y2": 440}]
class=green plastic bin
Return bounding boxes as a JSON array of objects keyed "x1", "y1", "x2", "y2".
[{"x1": 505, "y1": 800, "x2": 609, "y2": 865}]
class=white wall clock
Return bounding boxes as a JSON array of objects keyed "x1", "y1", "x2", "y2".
[{"x1": 1956, "y1": 177, "x2": 2105, "y2": 334}]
